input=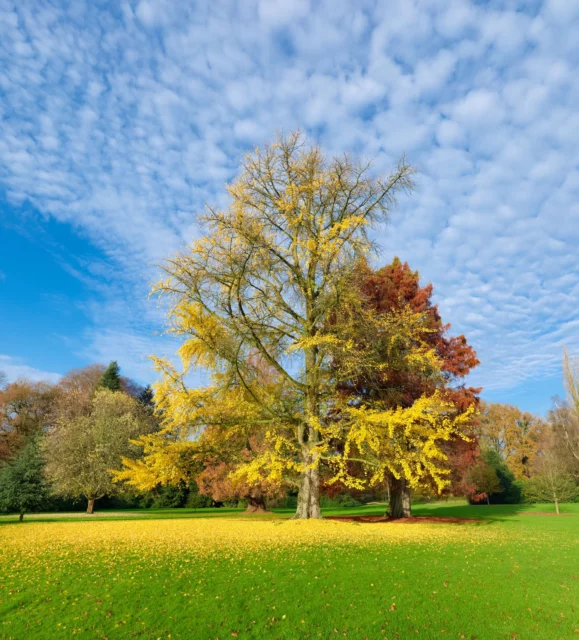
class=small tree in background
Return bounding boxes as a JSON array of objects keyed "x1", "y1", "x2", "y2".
[
  {"x1": 44, "y1": 388, "x2": 153, "y2": 513},
  {"x1": 556, "y1": 348, "x2": 579, "y2": 473},
  {"x1": 99, "y1": 361, "x2": 122, "y2": 392},
  {"x1": 467, "y1": 460, "x2": 502, "y2": 505},
  {"x1": 196, "y1": 461, "x2": 282, "y2": 513},
  {"x1": 549, "y1": 400, "x2": 579, "y2": 479},
  {"x1": 138, "y1": 385, "x2": 154, "y2": 409},
  {"x1": 484, "y1": 449, "x2": 522, "y2": 503},
  {"x1": 0, "y1": 438, "x2": 49, "y2": 521},
  {"x1": 525, "y1": 450, "x2": 577, "y2": 514},
  {"x1": 0, "y1": 379, "x2": 56, "y2": 462},
  {"x1": 476, "y1": 402, "x2": 544, "y2": 479}
]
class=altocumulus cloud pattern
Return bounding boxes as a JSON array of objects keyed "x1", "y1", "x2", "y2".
[{"x1": 0, "y1": 0, "x2": 578, "y2": 396}]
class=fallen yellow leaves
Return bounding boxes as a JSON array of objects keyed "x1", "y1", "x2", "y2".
[{"x1": 0, "y1": 516, "x2": 519, "y2": 563}]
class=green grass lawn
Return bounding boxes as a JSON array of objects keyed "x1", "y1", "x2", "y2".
[{"x1": 1, "y1": 502, "x2": 578, "y2": 639}]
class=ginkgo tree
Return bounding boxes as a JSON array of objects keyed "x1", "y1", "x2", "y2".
[
  {"x1": 135, "y1": 132, "x2": 416, "y2": 519},
  {"x1": 121, "y1": 132, "x2": 475, "y2": 519}
]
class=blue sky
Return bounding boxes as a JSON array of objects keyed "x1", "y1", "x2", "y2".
[{"x1": 1, "y1": 0, "x2": 578, "y2": 415}]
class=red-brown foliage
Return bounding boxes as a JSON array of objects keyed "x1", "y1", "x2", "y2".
[
  {"x1": 357, "y1": 256, "x2": 480, "y2": 409},
  {"x1": 352, "y1": 257, "x2": 482, "y2": 495}
]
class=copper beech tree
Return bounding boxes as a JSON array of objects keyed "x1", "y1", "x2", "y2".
[{"x1": 331, "y1": 258, "x2": 480, "y2": 517}]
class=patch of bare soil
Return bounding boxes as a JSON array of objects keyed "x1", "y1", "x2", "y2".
[{"x1": 326, "y1": 515, "x2": 480, "y2": 524}]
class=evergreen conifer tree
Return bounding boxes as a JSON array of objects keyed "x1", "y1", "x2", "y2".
[
  {"x1": 0, "y1": 438, "x2": 49, "y2": 521},
  {"x1": 138, "y1": 384, "x2": 154, "y2": 408},
  {"x1": 99, "y1": 361, "x2": 121, "y2": 391}
]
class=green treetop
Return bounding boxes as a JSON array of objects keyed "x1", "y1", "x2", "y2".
[
  {"x1": 99, "y1": 361, "x2": 121, "y2": 392},
  {"x1": 0, "y1": 438, "x2": 50, "y2": 521}
]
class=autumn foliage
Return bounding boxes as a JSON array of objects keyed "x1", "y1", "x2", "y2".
[{"x1": 330, "y1": 258, "x2": 481, "y2": 504}]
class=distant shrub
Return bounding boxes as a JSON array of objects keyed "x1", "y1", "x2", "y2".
[
  {"x1": 320, "y1": 494, "x2": 362, "y2": 508},
  {"x1": 221, "y1": 499, "x2": 241, "y2": 508},
  {"x1": 185, "y1": 492, "x2": 213, "y2": 509},
  {"x1": 150, "y1": 483, "x2": 189, "y2": 508},
  {"x1": 468, "y1": 450, "x2": 523, "y2": 504},
  {"x1": 520, "y1": 478, "x2": 579, "y2": 504},
  {"x1": 268, "y1": 495, "x2": 297, "y2": 509}
]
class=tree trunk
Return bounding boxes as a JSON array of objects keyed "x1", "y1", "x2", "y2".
[
  {"x1": 19, "y1": 512, "x2": 24, "y2": 522},
  {"x1": 87, "y1": 498, "x2": 95, "y2": 514},
  {"x1": 486, "y1": 495, "x2": 490, "y2": 506},
  {"x1": 293, "y1": 462, "x2": 322, "y2": 519},
  {"x1": 244, "y1": 496, "x2": 269, "y2": 514},
  {"x1": 554, "y1": 495, "x2": 560, "y2": 515},
  {"x1": 389, "y1": 477, "x2": 411, "y2": 519},
  {"x1": 293, "y1": 345, "x2": 322, "y2": 520}
]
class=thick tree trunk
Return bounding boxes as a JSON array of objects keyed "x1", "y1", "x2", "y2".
[
  {"x1": 389, "y1": 477, "x2": 411, "y2": 519},
  {"x1": 244, "y1": 496, "x2": 269, "y2": 513},
  {"x1": 19, "y1": 512, "x2": 24, "y2": 522},
  {"x1": 292, "y1": 346, "x2": 322, "y2": 520},
  {"x1": 293, "y1": 463, "x2": 322, "y2": 519},
  {"x1": 554, "y1": 495, "x2": 560, "y2": 515},
  {"x1": 87, "y1": 498, "x2": 95, "y2": 514}
]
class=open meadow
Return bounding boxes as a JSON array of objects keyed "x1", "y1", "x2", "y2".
[{"x1": 1, "y1": 502, "x2": 578, "y2": 640}]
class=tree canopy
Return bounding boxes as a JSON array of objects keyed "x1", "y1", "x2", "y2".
[
  {"x1": 477, "y1": 402, "x2": 544, "y2": 479},
  {"x1": 117, "y1": 133, "x2": 481, "y2": 519},
  {"x1": 99, "y1": 361, "x2": 122, "y2": 392},
  {"x1": 0, "y1": 438, "x2": 49, "y2": 521},
  {"x1": 44, "y1": 388, "x2": 153, "y2": 513},
  {"x1": 0, "y1": 379, "x2": 55, "y2": 462}
]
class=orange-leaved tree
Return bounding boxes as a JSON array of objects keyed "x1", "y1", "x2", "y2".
[{"x1": 476, "y1": 402, "x2": 544, "y2": 480}]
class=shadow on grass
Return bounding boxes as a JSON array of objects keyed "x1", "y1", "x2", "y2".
[
  {"x1": 411, "y1": 501, "x2": 538, "y2": 519},
  {"x1": 2, "y1": 501, "x2": 564, "y2": 527},
  {"x1": 321, "y1": 501, "x2": 544, "y2": 526}
]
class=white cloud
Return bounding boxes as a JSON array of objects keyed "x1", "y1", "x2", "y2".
[
  {"x1": 258, "y1": 0, "x2": 310, "y2": 28},
  {"x1": 0, "y1": 0, "x2": 578, "y2": 402},
  {"x1": 0, "y1": 355, "x2": 61, "y2": 384}
]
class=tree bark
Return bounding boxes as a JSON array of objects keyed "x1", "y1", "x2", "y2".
[
  {"x1": 293, "y1": 344, "x2": 322, "y2": 520},
  {"x1": 293, "y1": 461, "x2": 322, "y2": 519},
  {"x1": 19, "y1": 512, "x2": 24, "y2": 522},
  {"x1": 87, "y1": 498, "x2": 95, "y2": 514},
  {"x1": 244, "y1": 496, "x2": 269, "y2": 513},
  {"x1": 389, "y1": 477, "x2": 411, "y2": 519},
  {"x1": 554, "y1": 495, "x2": 560, "y2": 515}
]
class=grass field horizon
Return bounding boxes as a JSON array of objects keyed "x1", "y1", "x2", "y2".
[
  {"x1": 0, "y1": 499, "x2": 577, "y2": 523},
  {"x1": 1, "y1": 501, "x2": 577, "y2": 640}
]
